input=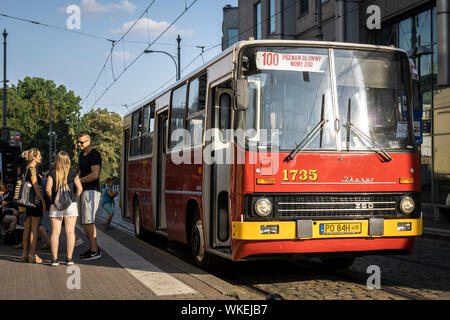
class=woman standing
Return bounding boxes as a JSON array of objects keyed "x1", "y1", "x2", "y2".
[
  {"x1": 21, "y1": 149, "x2": 47, "y2": 263},
  {"x1": 45, "y1": 151, "x2": 82, "y2": 266}
]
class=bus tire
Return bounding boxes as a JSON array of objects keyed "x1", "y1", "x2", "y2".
[
  {"x1": 321, "y1": 257, "x2": 356, "y2": 269},
  {"x1": 133, "y1": 199, "x2": 144, "y2": 239},
  {"x1": 189, "y1": 210, "x2": 209, "y2": 269}
]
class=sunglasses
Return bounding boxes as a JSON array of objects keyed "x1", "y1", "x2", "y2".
[{"x1": 77, "y1": 140, "x2": 89, "y2": 145}]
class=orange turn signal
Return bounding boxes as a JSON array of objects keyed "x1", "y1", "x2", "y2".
[
  {"x1": 256, "y1": 178, "x2": 276, "y2": 185},
  {"x1": 399, "y1": 177, "x2": 414, "y2": 184}
]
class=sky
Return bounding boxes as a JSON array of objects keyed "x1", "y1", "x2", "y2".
[{"x1": 0, "y1": 0, "x2": 238, "y2": 117}]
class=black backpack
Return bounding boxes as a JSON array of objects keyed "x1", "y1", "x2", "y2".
[
  {"x1": 54, "y1": 185, "x2": 73, "y2": 210},
  {"x1": 4, "y1": 229, "x2": 23, "y2": 245}
]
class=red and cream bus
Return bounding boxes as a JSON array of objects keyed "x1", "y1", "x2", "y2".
[{"x1": 121, "y1": 40, "x2": 422, "y2": 269}]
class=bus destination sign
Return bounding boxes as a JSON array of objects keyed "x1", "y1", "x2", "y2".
[{"x1": 256, "y1": 52, "x2": 327, "y2": 72}]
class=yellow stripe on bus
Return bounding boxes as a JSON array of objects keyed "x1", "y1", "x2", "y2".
[{"x1": 232, "y1": 219, "x2": 423, "y2": 240}]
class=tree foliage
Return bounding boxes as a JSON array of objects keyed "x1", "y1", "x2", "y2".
[
  {"x1": 81, "y1": 108, "x2": 123, "y2": 183},
  {"x1": 0, "y1": 77, "x2": 81, "y2": 169},
  {"x1": 1, "y1": 77, "x2": 123, "y2": 184}
]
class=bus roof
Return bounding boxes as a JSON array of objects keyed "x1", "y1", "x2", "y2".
[{"x1": 124, "y1": 40, "x2": 408, "y2": 118}]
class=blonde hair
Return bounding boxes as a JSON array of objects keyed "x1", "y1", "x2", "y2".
[
  {"x1": 55, "y1": 151, "x2": 71, "y2": 191},
  {"x1": 22, "y1": 148, "x2": 40, "y2": 162}
]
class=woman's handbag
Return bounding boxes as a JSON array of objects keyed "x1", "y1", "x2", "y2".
[{"x1": 13, "y1": 168, "x2": 37, "y2": 208}]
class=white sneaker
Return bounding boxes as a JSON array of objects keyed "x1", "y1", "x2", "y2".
[{"x1": 75, "y1": 239, "x2": 84, "y2": 247}]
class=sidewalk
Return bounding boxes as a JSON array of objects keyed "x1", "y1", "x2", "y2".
[
  {"x1": 0, "y1": 213, "x2": 262, "y2": 300},
  {"x1": 1, "y1": 201, "x2": 448, "y2": 301}
]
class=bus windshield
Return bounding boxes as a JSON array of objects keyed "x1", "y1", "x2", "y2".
[{"x1": 238, "y1": 46, "x2": 414, "y2": 152}]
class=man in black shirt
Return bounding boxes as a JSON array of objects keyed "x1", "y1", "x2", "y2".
[{"x1": 77, "y1": 132, "x2": 102, "y2": 260}]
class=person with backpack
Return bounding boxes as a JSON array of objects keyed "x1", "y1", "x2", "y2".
[{"x1": 45, "y1": 151, "x2": 82, "y2": 266}]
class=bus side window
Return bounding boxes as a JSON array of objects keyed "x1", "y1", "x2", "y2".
[
  {"x1": 187, "y1": 74, "x2": 207, "y2": 146},
  {"x1": 149, "y1": 103, "x2": 155, "y2": 148},
  {"x1": 219, "y1": 93, "x2": 231, "y2": 138},
  {"x1": 169, "y1": 83, "x2": 187, "y2": 149},
  {"x1": 130, "y1": 109, "x2": 142, "y2": 157},
  {"x1": 142, "y1": 102, "x2": 155, "y2": 155}
]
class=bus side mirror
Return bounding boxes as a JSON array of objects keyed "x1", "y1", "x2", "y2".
[{"x1": 234, "y1": 78, "x2": 248, "y2": 111}]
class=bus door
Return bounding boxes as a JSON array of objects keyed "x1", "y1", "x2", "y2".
[
  {"x1": 155, "y1": 109, "x2": 168, "y2": 230},
  {"x1": 122, "y1": 128, "x2": 130, "y2": 219},
  {"x1": 209, "y1": 82, "x2": 232, "y2": 248}
]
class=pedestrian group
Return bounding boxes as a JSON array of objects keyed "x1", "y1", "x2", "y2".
[{"x1": 0, "y1": 131, "x2": 118, "y2": 266}]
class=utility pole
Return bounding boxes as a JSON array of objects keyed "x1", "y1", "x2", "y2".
[
  {"x1": 177, "y1": 35, "x2": 181, "y2": 81},
  {"x1": 54, "y1": 132, "x2": 57, "y2": 159},
  {"x1": 48, "y1": 92, "x2": 53, "y2": 170},
  {"x1": 437, "y1": 0, "x2": 450, "y2": 86},
  {"x1": 335, "y1": 0, "x2": 345, "y2": 42},
  {"x1": 77, "y1": 110, "x2": 81, "y2": 157},
  {"x1": 2, "y1": 30, "x2": 8, "y2": 142}
]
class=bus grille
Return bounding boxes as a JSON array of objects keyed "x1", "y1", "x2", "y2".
[{"x1": 273, "y1": 194, "x2": 401, "y2": 219}]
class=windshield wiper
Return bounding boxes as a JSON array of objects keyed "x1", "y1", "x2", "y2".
[
  {"x1": 344, "y1": 98, "x2": 392, "y2": 162},
  {"x1": 284, "y1": 95, "x2": 328, "y2": 163}
]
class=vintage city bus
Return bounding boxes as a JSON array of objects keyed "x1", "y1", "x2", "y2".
[{"x1": 121, "y1": 40, "x2": 422, "y2": 269}]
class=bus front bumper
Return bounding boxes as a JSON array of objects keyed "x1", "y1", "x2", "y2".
[{"x1": 232, "y1": 218, "x2": 423, "y2": 241}]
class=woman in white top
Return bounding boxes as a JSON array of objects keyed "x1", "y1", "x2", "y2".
[{"x1": 45, "y1": 151, "x2": 82, "y2": 266}]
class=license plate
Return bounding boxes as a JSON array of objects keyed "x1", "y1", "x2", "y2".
[{"x1": 320, "y1": 223, "x2": 362, "y2": 235}]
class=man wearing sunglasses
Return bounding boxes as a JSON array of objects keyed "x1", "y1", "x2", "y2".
[{"x1": 77, "y1": 132, "x2": 102, "y2": 260}]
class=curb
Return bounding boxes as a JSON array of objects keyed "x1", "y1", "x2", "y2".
[{"x1": 421, "y1": 228, "x2": 450, "y2": 247}]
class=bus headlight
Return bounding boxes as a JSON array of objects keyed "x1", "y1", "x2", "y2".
[
  {"x1": 399, "y1": 196, "x2": 415, "y2": 214},
  {"x1": 254, "y1": 198, "x2": 272, "y2": 217}
]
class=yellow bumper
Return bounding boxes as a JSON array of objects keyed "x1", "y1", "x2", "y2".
[{"x1": 232, "y1": 219, "x2": 423, "y2": 240}]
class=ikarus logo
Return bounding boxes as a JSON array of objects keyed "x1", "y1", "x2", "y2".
[{"x1": 341, "y1": 176, "x2": 375, "y2": 184}]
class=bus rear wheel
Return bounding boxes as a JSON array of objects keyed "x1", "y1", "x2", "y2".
[{"x1": 190, "y1": 213, "x2": 209, "y2": 269}]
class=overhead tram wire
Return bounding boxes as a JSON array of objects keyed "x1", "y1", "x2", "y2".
[
  {"x1": 0, "y1": 8, "x2": 211, "y2": 110},
  {"x1": 122, "y1": 52, "x2": 204, "y2": 110},
  {"x1": 93, "y1": 4, "x2": 202, "y2": 110},
  {"x1": 118, "y1": 36, "x2": 230, "y2": 110},
  {"x1": 91, "y1": 42, "x2": 224, "y2": 110},
  {"x1": 93, "y1": 1, "x2": 368, "y2": 112},
  {"x1": 80, "y1": 0, "x2": 158, "y2": 107},
  {"x1": 0, "y1": 11, "x2": 215, "y2": 48},
  {"x1": 0, "y1": 12, "x2": 113, "y2": 41},
  {"x1": 83, "y1": 0, "x2": 200, "y2": 113}
]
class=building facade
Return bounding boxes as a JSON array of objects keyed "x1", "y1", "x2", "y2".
[
  {"x1": 235, "y1": 0, "x2": 450, "y2": 217},
  {"x1": 222, "y1": 5, "x2": 239, "y2": 50},
  {"x1": 238, "y1": 0, "x2": 296, "y2": 40}
]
